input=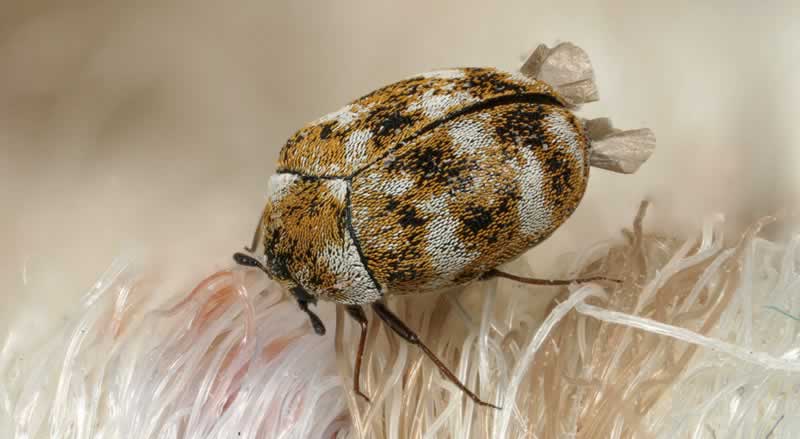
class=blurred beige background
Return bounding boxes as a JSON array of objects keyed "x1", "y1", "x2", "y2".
[{"x1": 1, "y1": 0, "x2": 798, "y2": 335}]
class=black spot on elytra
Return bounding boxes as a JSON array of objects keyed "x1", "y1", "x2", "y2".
[
  {"x1": 461, "y1": 204, "x2": 493, "y2": 234},
  {"x1": 375, "y1": 112, "x2": 413, "y2": 137},
  {"x1": 264, "y1": 230, "x2": 291, "y2": 281},
  {"x1": 305, "y1": 192, "x2": 324, "y2": 216},
  {"x1": 493, "y1": 188, "x2": 520, "y2": 225},
  {"x1": 380, "y1": 247, "x2": 425, "y2": 283},
  {"x1": 398, "y1": 206, "x2": 427, "y2": 228},
  {"x1": 358, "y1": 76, "x2": 428, "y2": 102},
  {"x1": 432, "y1": 156, "x2": 472, "y2": 189},
  {"x1": 403, "y1": 84, "x2": 422, "y2": 98},
  {"x1": 560, "y1": 160, "x2": 574, "y2": 184},
  {"x1": 407, "y1": 144, "x2": 441, "y2": 177},
  {"x1": 494, "y1": 106, "x2": 545, "y2": 145},
  {"x1": 388, "y1": 266, "x2": 420, "y2": 283},
  {"x1": 457, "y1": 191, "x2": 515, "y2": 249},
  {"x1": 319, "y1": 123, "x2": 334, "y2": 140},
  {"x1": 544, "y1": 153, "x2": 564, "y2": 173},
  {"x1": 468, "y1": 70, "x2": 529, "y2": 95},
  {"x1": 385, "y1": 197, "x2": 400, "y2": 212},
  {"x1": 545, "y1": 152, "x2": 574, "y2": 196}
]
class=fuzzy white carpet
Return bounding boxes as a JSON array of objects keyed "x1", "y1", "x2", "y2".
[{"x1": 2, "y1": 204, "x2": 797, "y2": 438}]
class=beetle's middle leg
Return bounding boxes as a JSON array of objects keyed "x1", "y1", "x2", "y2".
[
  {"x1": 344, "y1": 305, "x2": 371, "y2": 402},
  {"x1": 371, "y1": 302, "x2": 501, "y2": 409},
  {"x1": 482, "y1": 268, "x2": 621, "y2": 286}
]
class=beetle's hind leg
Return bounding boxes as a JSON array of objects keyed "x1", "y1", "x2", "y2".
[
  {"x1": 371, "y1": 302, "x2": 501, "y2": 409},
  {"x1": 344, "y1": 305, "x2": 371, "y2": 403},
  {"x1": 483, "y1": 268, "x2": 621, "y2": 286}
]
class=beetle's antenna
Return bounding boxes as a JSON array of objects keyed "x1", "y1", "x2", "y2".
[
  {"x1": 298, "y1": 300, "x2": 326, "y2": 335},
  {"x1": 234, "y1": 253, "x2": 326, "y2": 335},
  {"x1": 233, "y1": 252, "x2": 268, "y2": 273}
]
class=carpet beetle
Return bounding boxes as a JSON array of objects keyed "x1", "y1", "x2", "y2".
[{"x1": 235, "y1": 66, "x2": 628, "y2": 408}]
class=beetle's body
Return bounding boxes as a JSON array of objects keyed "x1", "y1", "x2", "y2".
[{"x1": 259, "y1": 67, "x2": 590, "y2": 305}]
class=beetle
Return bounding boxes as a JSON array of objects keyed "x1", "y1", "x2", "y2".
[{"x1": 234, "y1": 66, "x2": 624, "y2": 409}]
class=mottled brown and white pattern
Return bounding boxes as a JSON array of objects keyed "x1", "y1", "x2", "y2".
[
  {"x1": 277, "y1": 68, "x2": 563, "y2": 177},
  {"x1": 259, "y1": 67, "x2": 589, "y2": 304}
]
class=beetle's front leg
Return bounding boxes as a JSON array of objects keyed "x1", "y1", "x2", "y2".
[
  {"x1": 298, "y1": 300, "x2": 326, "y2": 335},
  {"x1": 344, "y1": 305, "x2": 371, "y2": 402}
]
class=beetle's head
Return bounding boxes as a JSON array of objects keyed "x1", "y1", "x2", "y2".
[
  {"x1": 233, "y1": 173, "x2": 339, "y2": 335},
  {"x1": 233, "y1": 251, "x2": 326, "y2": 336}
]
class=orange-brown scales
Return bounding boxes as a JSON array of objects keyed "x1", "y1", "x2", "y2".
[{"x1": 259, "y1": 68, "x2": 590, "y2": 305}]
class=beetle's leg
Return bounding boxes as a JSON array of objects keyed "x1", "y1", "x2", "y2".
[
  {"x1": 298, "y1": 300, "x2": 326, "y2": 336},
  {"x1": 244, "y1": 205, "x2": 268, "y2": 253},
  {"x1": 344, "y1": 305, "x2": 371, "y2": 403},
  {"x1": 371, "y1": 302, "x2": 501, "y2": 409},
  {"x1": 483, "y1": 268, "x2": 621, "y2": 286}
]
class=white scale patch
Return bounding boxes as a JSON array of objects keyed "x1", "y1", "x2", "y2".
[
  {"x1": 298, "y1": 156, "x2": 330, "y2": 176},
  {"x1": 267, "y1": 173, "x2": 299, "y2": 202},
  {"x1": 419, "y1": 69, "x2": 465, "y2": 80},
  {"x1": 319, "y1": 226, "x2": 382, "y2": 305},
  {"x1": 326, "y1": 163, "x2": 341, "y2": 173},
  {"x1": 312, "y1": 103, "x2": 371, "y2": 128},
  {"x1": 382, "y1": 177, "x2": 414, "y2": 195},
  {"x1": 513, "y1": 149, "x2": 552, "y2": 236},
  {"x1": 359, "y1": 172, "x2": 381, "y2": 191},
  {"x1": 426, "y1": 214, "x2": 479, "y2": 286},
  {"x1": 324, "y1": 178, "x2": 348, "y2": 203},
  {"x1": 448, "y1": 119, "x2": 493, "y2": 157},
  {"x1": 360, "y1": 171, "x2": 414, "y2": 196},
  {"x1": 419, "y1": 193, "x2": 448, "y2": 215},
  {"x1": 508, "y1": 70, "x2": 538, "y2": 85},
  {"x1": 421, "y1": 194, "x2": 478, "y2": 285},
  {"x1": 344, "y1": 129, "x2": 372, "y2": 168},
  {"x1": 408, "y1": 89, "x2": 477, "y2": 119},
  {"x1": 352, "y1": 206, "x2": 370, "y2": 222},
  {"x1": 543, "y1": 112, "x2": 585, "y2": 169}
]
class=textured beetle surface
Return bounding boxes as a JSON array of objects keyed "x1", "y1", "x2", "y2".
[{"x1": 260, "y1": 68, "x2": 590, "y2": 305}]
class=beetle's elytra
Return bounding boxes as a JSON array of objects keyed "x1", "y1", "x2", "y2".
[
  {"x1": 261, "y1": 68, "x2": 588, "y2": 303},
  {"x1": 234, "y1": 58, "x2": 647, "y2": 408}
]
